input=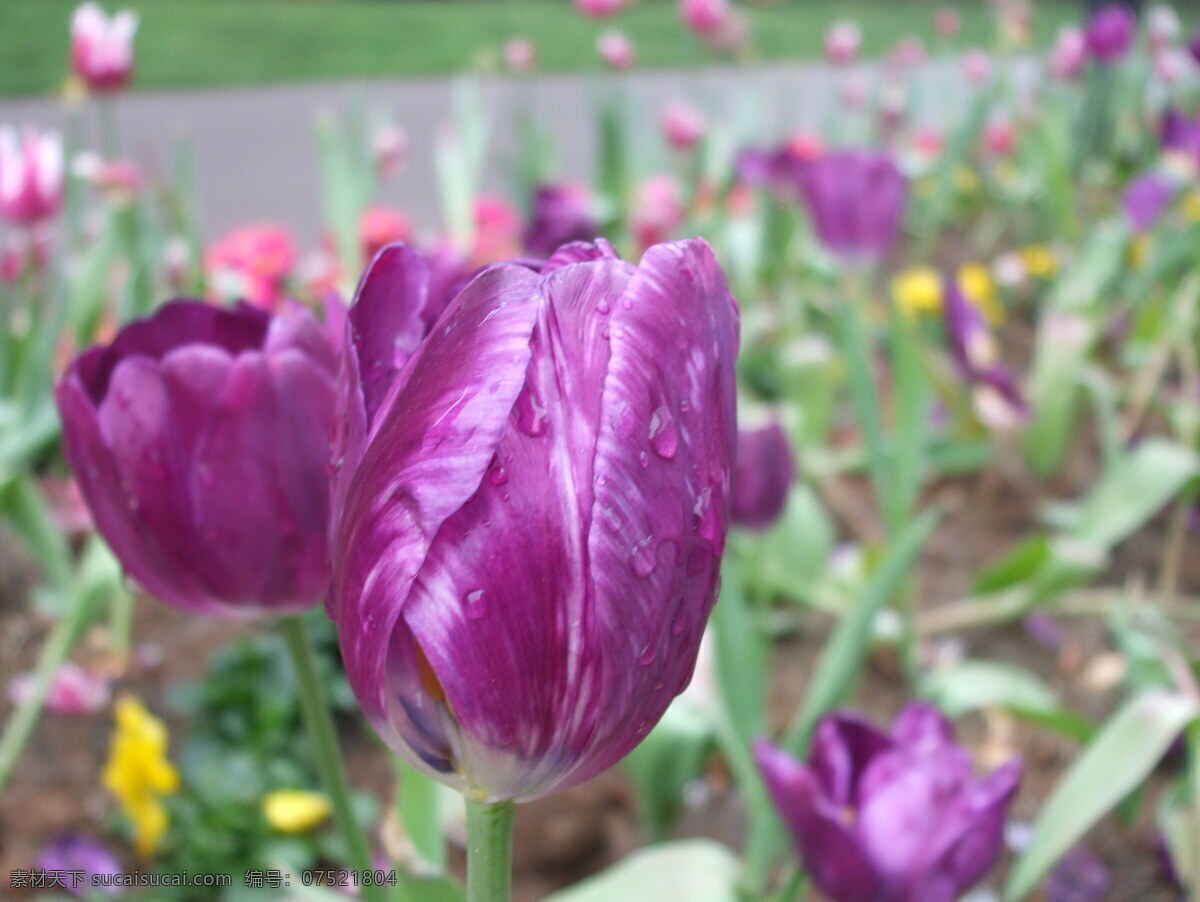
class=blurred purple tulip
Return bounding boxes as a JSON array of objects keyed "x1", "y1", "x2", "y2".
[
  {"x1": 1161, "y1": 108, "x2": 1200, "y2": 161},
  {"x1": 1043, "y1": 845, "x2": 1111, "y2": 902},
  {"x1": 731, "y1": 422, "x2": 794, "y2": 531},
  {"x1": 755, "y1": 703, "x2": 1022, "y2": 902},
  {"x1": 522, "y1": 184, "x2": 598, "y2": 258},
  {"x1": 943, "y1": 277, "x2": 1027, "y2": 422},
  {"x1": 38, "y1": 834, "x2": 122, "y2": 897},
  {"x1": 1123, "y1": 173, "x2": 1175, "y2": 232},
  {"x1": 1085, "y1": 4, "x2": 1136, "y2": 65},
  {"x1": 1190, "y1": 26, "x2": 1200, "y2": 65},
  {"x1": 796, "y1": 150, "x2": 908, "y2": 263},
  {"x1": 57, "y1": 300, "x2": 339, "y2": 618},
  {"x1": 330, "y1": 238, "x2": 739, "y2": 802}
]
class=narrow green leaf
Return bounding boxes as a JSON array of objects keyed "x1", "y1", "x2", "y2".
[
  {"x1": 394, "y1": 757, "x2": 446, "y2": 871},
  {"x1": 543, "y1": 840, "x2": 741, "y2": 902},
  {"x1": 0, "y1": 473, "x2": 72, "y2": 589},
  {"x1": 921, "y1": 660, "x2": 1059, "y2": 718},
  {"x1": 1005, "y1": 691, "x2": 1198, "y2": 901}
]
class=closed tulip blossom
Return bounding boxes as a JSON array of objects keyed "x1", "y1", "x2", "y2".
[
  {"x1": 55, "y1": 300, "x2": 338, "y2": 618},
  {"x1": 755, "y1": 703, "x2": 1022, "y2": 902},
  {"x1": 1085, "y1": 4, "x2": 1136, "y2": 65},
  {"x1": 797, "y1": 150, "x2": 908, "y2": 263},
  {"x1": 598, "y1": 30, "x2": 636, "y2": 69},
  {"x1": 71, "y1": 2, "x2": 138, "y2": 93},
  {"x1": 0, "y1": 125, "x2": 63, "y2": 227},
  {"x1": 1049, "y1": 26, "x2": 1088, "y2": 81},
  {"x1": 662, "y1": 101, "x2": 707, "y2": 152},
  {"x1": 679, "y1": 0, "x2": 731, "y2": 37},
  {"x1": 573, "y1": 0, "x2": 626, "y2": 19},
  {"x1": 824, "y1": 21, "x2": 862, "y2": 65},
  {"x1": 330, "y1": 238, "x2": 739, "y2": 803},
  {"x1": 521, "y1": 183, "x2": 598, "y2": 258},
  {"x1": 731, "y1": 422, "x2": 794, "y2": 530},
  {"x1": 1123, "y1": 173, "x2": 1175, "y2": 233},
  {"x1": 962, "y1": 48, "x2": 993, "y2": 86}
]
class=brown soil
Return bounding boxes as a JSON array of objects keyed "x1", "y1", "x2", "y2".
[{"x1": 1, "y1": 456, "x2": 1197, "y2": 902}]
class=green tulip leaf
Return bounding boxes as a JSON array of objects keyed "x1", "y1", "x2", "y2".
[{"x1": 544, "y1": 839, "x2": 741, "y2": 902}]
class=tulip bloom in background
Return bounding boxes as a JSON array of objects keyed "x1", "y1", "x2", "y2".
[
  {"x1": 755, "y1": 703, "x2": 1022, "y2": 902},
  {"x1": 503, "y1": 37, "x2": 537, "y2": 74},
  {"x1": 38, "y1": 834, "x2": 123, "y2": 897},
  {"x1": 1049, "y1": 26, "x2": 1088, "y2": 81},
  {"x1": 934, "y1": 6, "x2": 961, "y2": 39},
  {"x1": 797, "y1": 150, "x2": 908, "y2": 263},
  {"x1": 630, "y1": 174, "x2": 685, "y2": 251},
  {"x1": 8, "y1": 662, "x2": 111, "y2": 714},
  {"x1": 824, "y1": 21, "x2": 862, "y2": 65},
  {"x1": 573, "y1": 0, "x2": 626, "y2": 19},
  {"x1": 1124, "y1": 173, "x2": 1175, "y2": 233},
  {"x1": 943, "y1": 275, "x2": 1027, "y2": 428},
  {"x1": 0, "y1": 125, "x2": 64, "y2": 228},
  {"x1": 662, "y1": 100, "x2": 707, "y2": 152},
  {"x1": 1085, "y1": 3, "x2": 1136, "y2": 65},
  {"x1": 730, "y1": 422, "x2": 795, "y2": 531},
  {"x1": 679, "y1": 0, "x2": 731, "y2": 37},
  {"x1": 962, "y1": 48, "x2": 993, "y2": 86},
  {"x1": 330, "y1": 237, "x2": 737, "y2": 897},
  {"x1": 70, "y1": 2, "x2": 138, "y2": 93},
  {"x1": 204, "y1": 223, "x2": 297, "y2": 309},
  {"x1": 56, "y1": 300, "x2": 337, "y2": 618},
  {"x1": 521, "y1": 183, "x2": 598, "y2": 258},
  {"x1": 598, "y1": 29, "x2": 636, "y2": 70},
  {"x1": 359, "y1": 204, "x2": 413, "y2": 262}
]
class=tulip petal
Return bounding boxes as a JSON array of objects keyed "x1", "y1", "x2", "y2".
[
  {"x1": 332, "y1": 263, "x2": 543, "y2": 758},
  {"x1": 755, "y1": 739, "x2": 881, "y2": 902},
  {"x1": 810, "y1": 711, "x2": 893, "y2": 806}
]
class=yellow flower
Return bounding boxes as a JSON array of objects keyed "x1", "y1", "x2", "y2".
[
  {"x1": 957, "y1": 263, "x2": 1003, "y2": 323},
  {"x1": 953, "y1": 167, "x2": 980, "y2": 195},
  {"x1": 263, "y1": 789, "x2": 333, "y2": 833},
  {"x1": 1128, "y1": 234, "x2": 1150, "y2": 270},
  {"x1": 102, "y1": 695, "x2": 179, "y2": 858},
  {"x1": 892, "y1": 266, "x2": 943, "y2": 315},
  {"x1": 913, "y1": 175, "x2": 935, "y2": 198},
  {"x1": 1020, "y1": 245, "x2": 1058, "y2": 279},
  {"x1": 1182, "y1": 191, "x2": 1200, "y2": 223}
]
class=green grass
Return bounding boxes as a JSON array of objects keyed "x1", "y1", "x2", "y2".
[{"x1": 0, "y1": 0, "x2": 1191, "y2": 97}]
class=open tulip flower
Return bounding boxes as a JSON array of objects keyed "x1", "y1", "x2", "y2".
[
  {"x1": 755, "y1": 703, "x2": 1022, "y2": 902},
  {"x1": 330, "y1": 238, "x2": 739, "y2": 803},
  {"x1": 56, "y1": 300, "x2": 338, "y2": 618},
  {"x1": 0, "y1": 125, "x2": 64, "y2": 228},
  {"x1": 70, "y1": 2, "x2": 138, "y2": 93},
  {"x1": 796, "y1": 150, "x2": 908, "y2": 263}
]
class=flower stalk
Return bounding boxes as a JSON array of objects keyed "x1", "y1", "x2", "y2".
[
  {"x1": 279, "y1": 615, "x2": 384, "y2": 902},
  {"x1": 466, "y1": 799, "x2": 515, "y2": 902}
]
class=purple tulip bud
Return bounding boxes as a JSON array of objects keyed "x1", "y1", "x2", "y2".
[
  {"x1": 521, "y1": 183, "x2": 598, "y2": 259},
  {"x1": 331, "y1": 238, "x2": 739, "y2": 802},
  {"x1": 1123, "y1": 173, "x2": 1175, "y2": 233},
  {"x1": 1043, "y1": 844, "x2": 1111, "y2": 902},
  {"x1": 1161, "y1": 108, "x2": 1200, "y2": 161},
  {"x1": 1085, "y1": 4, "x2": 1136, "y2": 66},
  {"x1": 731, "y1": 422, "x2": 794, "y2": 531},
  {"x1": 38, "y1": 834, "x2": 122, "y2": 897},
  {"x1": 796, "y1": 150, "x2": 908, "y2": 263},
  {"x1": 755, "y1": 703, "x2": 1022, "y2": 902},
  {"x1": 56, "y1": 300, "x2": 339, "y2": 618}
]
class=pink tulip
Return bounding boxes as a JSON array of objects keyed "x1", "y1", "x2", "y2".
[
  {"x1": 9, "y1": 662, "x2": 111, "y2": 714},
  {"x1": 1049, "y1": 25, "x2": 1088, "y2": 81},
  {"x1": 824, "y1": 21, "x2": 862, "y2": 65},
  {"x1": 962, "y1": 48, "x2": 993, "y2": 86},
  {"x1": 983, "y1": 115, "x2": 1016, "y2": 157},
  {"x1": 888, "y1": 37, "x2": 927, "y2": 70},
  {"x1": 204, "y1": 223, "x2": 297, "y2": 310},
  {"x1": 72, "y1": 152, "x2": 141, "y2": 196},
  {"x1": 935, "y1": 6, "x2": 961, "y2": 38},
  {"x1": 470, "y1": 194, "x2": 522, "y2": 266},
  {"x1": 70, "y1": 2, "x2": 138, "y2": 93},
  {"x1": 359, "y1": 205, "x2": 412, "y2": 262},
  {"x1": 679, "y1": 0, "x2": 731, "y2": 37},
  {"x1": 1154, "y1": 48, "x2": 1188, "y2": 86},
  {"x1": 839, "y1": 76, "x2": 869, "y2": 110},
  {"x1": 0, "y1": 125, "x2": 63, "y2": 227},
  {"x1": 370, "y1": 123, "x2": 408, "y2": 183},
  {"x1": 598, "y1": 30, "x2": 636, "y2": 69},
  {"x1": 631, "y1": 175, "x2": 683, "y2": 251},
  {"x1": 573, "y1": 0, "x2": 626, "y2": 19},
  {"x1": 1148, "y1": 4, "x2": 1181, "y2": 53},
  {"x1": 504, "y1": 37, "x2": 537, "y2": 73},
  {"x1": 662, "y1": 101, "x2": 707, "y2": 152}
]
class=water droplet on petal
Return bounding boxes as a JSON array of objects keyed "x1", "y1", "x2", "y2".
[
  {"x1": 514, "y1": 384, "x2": 548, "y2": 437},
  {"x1": 621, "y1": 297, "x2": 633, "y2": 310},
  {"x1": 465, "y1": 589, "x2": 487, "y2": 619},
  {"x1": 648, "y1": 405, "x2": 679, "y2": 460},
  {"x1": 488, "y1": 461, "x2": 509, "y2": 485},
  {"x1": 638, "y1": 450, "x2": 649, "y2": 469},
  {"x1": 679, "y1": 399, "x2": 691, "y2": 412},
  {"x1": 596, "y1": 299, "x2": 611, "y2": 314},
  {"x1": 631, "y1": 536, "x2": 656, "y2": 578}
]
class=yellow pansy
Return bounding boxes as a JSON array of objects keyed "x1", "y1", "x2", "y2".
[
  {"x1": 263, "y1": 789, "x2": 333, "y2": 833},
  {"x1": 957, "y1": 263, "x2": 1003, "y2": 323},
  {"x1": 102, "y1": 695, "x2": 180, "y2": 858},
  {"x1": 892, "y1": 266, "x2": 943, "y2": 315},
  {"x1": 1020, "y1": 245, "x2": 1058, "y2": 279},
  {"x1": 1182, "y1": 191, "x2": 1200, "y2": 222},
  {"x1": 953, "y1": 167, "x2": 980, "y2": 195}
]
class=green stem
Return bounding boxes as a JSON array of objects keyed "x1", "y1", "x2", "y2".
[
  {"x1": 279, "y1": 615, "x2": 384, "y2": 902},
  {"x1": 465, "y1": 799, "x2": 515, "y2": 902}
]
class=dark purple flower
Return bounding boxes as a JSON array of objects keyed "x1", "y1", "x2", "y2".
[
  {"x1": 521, "y1": 184, "x2": 598, "y2": 258},
  {"x1": 56, "y1": 300, "x2": 339, "y2": 618},
  {"x1": 755, "y1": 703, "x2": 1022, "y2": 902},
  {"x1": 38, "y1": 834, "x2": 122, "y2": 897},
  {"x1": 731, "y1": 422, "x2": 794, "y2": 531},
  {"x1": 1161, "y1": 109, "x2": 1200, "y2": 161},
  {"x1": 1085, "y1": 4, "x2": 1136, "y2": 65},
  {"x1": 1123, "y1": 173, "x2": 1175, "y2": 233},
  {"x1": 330, "y1": 238, "x2": 739, "y2": 802},
  {"x1": 796, "y1": 150, "x2": 908, "y2": 262},
  {"x1": 1043, "y1": 845, "x2": 1111, "y2": 902},
  {"x1": 942, "y1": 278, "x2": 1027, "y2": 423}
]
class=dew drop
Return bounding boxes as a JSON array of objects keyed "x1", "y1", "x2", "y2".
[
  {"x1": 621, "y1": 297, "x2": 633, "y2": 310},
  {"x1": 679, "y1": 399, "x2": 691, "y2": 412},
  {"x1": 638, "y1": 450, "x2": 649, "y2": 469},
  {"x1": 601, "y1": 326, "x2": 611, "y2": 340},
  {"x1": 630, "y1": 536, "x2": 656, "y2": 578},
  {"x1": 514, "y1": 385, "x2": 548, "y2": 437},
  {"x1": 465, "y1": 589, "x2": 486, "y2": 619},
  {"x1": 648, "y1": 405, "x2": 679, "y2": 460},
  {"x1": 637, "y1": 644, "x2": 656, "y2": 666},
  {"x1": 487, "y1": 462, "x2": 509, "y2": 486},
  {"x1": 596, "y1": 299, "x2": 611, "y2": 314}
]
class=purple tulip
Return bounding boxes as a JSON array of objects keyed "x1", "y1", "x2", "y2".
[
  {"x1": 755, "y1": 703, "x2": 1022, "y2": 902},
  {"x1": 796, "y1": 150, "x2": 908, "y2": 263},
  {"x1": 521, "y1": 184, "x2": 598, "y2": 258},
  {"x1": 1085, "y1": 4, "x2": 1136, "y2": 66},
  {"x1": 731, "y1": 422, "x2": 794, "y2": 531},
  {"x1": 330, "y1": 238, "x2": 739, "y2": 802},
  {"x1": 1161, "y1": 108, "x2": 1200, "y2": 162},
  {"x1": 1043, "y1": 844, "x2": 1111, "y2": 902},
  {"x1": 1123, "y1": 173, "x2": 1175, "y2": 233},
  {"x1": 38, "y1": 834, "x2": 122, "y2": 897},
  {"x1": 943, "y1": 277, "x2": 1027, "y2": 422},
  {"x1": 56, "y1": 300, "x2": 338, "y2": 618},
  {"x1": 1189, "y1": 26, "x2": 1200, "y2": 66}
]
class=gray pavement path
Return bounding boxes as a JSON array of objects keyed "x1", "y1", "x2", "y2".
[{"x1": 0, "y1": 58, "x2": 1036, "y2": 246}]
